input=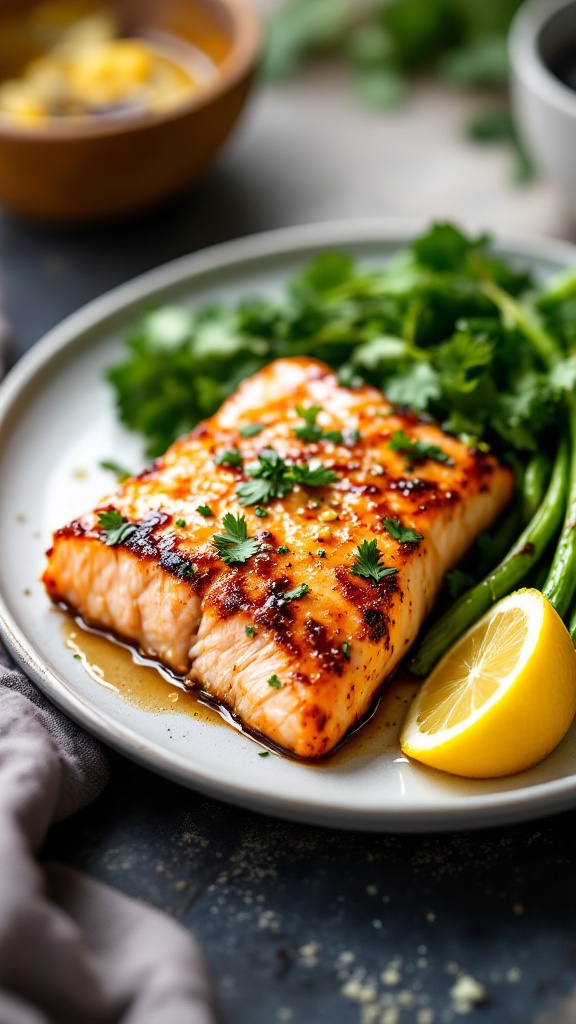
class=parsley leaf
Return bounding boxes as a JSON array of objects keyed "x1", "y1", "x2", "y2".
[
  {"x1": 282, "y1": 583, "x2": 309, "y2": 601},
  {"x1": 294, "y1": 404, "x2": 324, "y2": 442},
  {"x1": 236, "y1": 448, "x2": 338, "y2": 506},
  {"x1": 99, "y1": 459, "x2": 132, "y2": 482},
  {"x1": 212, "y1": 514, "x2": 261, "y2": 565},
  {"x1": 341, "y1": 641, "x2": 352, "y2": 661},
  {"x1": 268, "y1": 674, "x2": 283, "y2": 689},
  {"x1": 350, "y1": 539, "x2": 398, "y2": 584},
  {"x1": 255, "y1": 506, "x2": 269, "y2": 518},
  {"x1": 215, "y1": 448, "x2": 243, "y2": 467},
  {"x1": 383, "y1": 516, "x2": 424, "y2": 544},
  {"x1": 239, "y1": 422, "x2": 265, "y2": 438},
  {"x1": 197, "y1": 505, "x2": 213, "y2": 517},
  {"x1": 245, "y1": 625, "x2": 257, "y2": 638},
  {"x1": 97, "y1": 510, "x2": 137, "y2": 547},
  {"x1": 175, "y1": 518, "x2": 186, "y2": 527},
  {"x1": 388, "y1": 430, "x2": 452, "y2": 469}
]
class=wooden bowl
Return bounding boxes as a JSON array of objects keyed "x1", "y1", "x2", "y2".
[{"x1": 0, "y1": 0, "x2": 261, "y2": 224}]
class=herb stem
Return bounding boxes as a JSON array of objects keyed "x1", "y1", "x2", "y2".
[
  {"x1": 479, "y1": 277, "x2": 562, "y2": 368},
  {"x1": 410, "y1": 435, "x2": 570, "y2": 677}
]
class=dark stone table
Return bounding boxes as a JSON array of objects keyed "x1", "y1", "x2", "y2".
[{"x1": 2, "y1": 61, "x2": 576, "y2": 1024}]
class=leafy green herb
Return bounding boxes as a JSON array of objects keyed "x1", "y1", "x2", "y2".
[
  {"x1": 212, "y1": 514, "x2": 261, "y2": 565},
  {"x1": 215, "y1": 448, "x2": 243, "y2": 468},
  {"x1": 293, "y1": 404, "x2": 359, "y2": 446},
  {"x1": 388, "y1": 430, "x2": 452, "y2": 470},
  {"x1": 383, "y1": 516, "x2": 424, "y2": 544},
  {"x1": 239, "y1": 422, "x2": 265, "y2": 438},
  {"x1": 341, "y1": 641, "x2": 352, "y2": 661},
  {"x1": 196, "y1": 505, "x2": 213, "y2": 517},
  {"x1": 444, "y1": 569, "x2": 476, "y2": 600},
  {"x1": 236, "y1": 448, "x2": 337, "y2": 506},
  {"x1": 175, "y1": 518, "x2": 186, "y2": 528},
  {"x1": 97, "y1": 510, "x2": 137, "y2": 547},
  {"x1": 350, "y1": 539, "x2": 398, "y2": 584},
  {"x1": 176, "y1": 560, "x2": 197, "y2": 578},
  {"x1": 258, "y1": 751, "x2": 270, "y2": 757},
  {"x1": 268, "y1": 674, "x2": 283, "y2": 689},
  {"x1": 245, "y1": 625, "x2": 258, "y2": 638},
  {"x1": 73, "y1": 653, "x2": 81, "y2": 660},
  {"x1": 255, "y1": 506, "x2": 269, "y2": 518},
  {"x1": 317, "y1": 549, "x2": 326, "y2": 558},
  {"x1": 282, "y1": 583, "x2": 310, "y2": 601},
  {"x1": 99, "y1": 459, "x2": 132, "y2": 482},
  {"x1": 277, "y1": 545, "x2": 290, "y2": 554}
]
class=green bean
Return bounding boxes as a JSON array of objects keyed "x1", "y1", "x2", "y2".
[
  {"x1": 410, "y1": 436, "x2": 570, "y2": 677},
  {"x1": 542, "y1": 395, "x2": 576, "y2": 618},
  {"x1": 523, "y1": 452, "x2": 552, "y2": 523}
]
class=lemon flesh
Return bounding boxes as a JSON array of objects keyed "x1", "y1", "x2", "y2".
[{"x1": 401, "y1": 589, "x2": 576, "y2": 778}]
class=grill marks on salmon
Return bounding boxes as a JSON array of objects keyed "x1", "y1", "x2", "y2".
[{"x1": 43, "y1": 357, "x2": 514, "y2": 758}]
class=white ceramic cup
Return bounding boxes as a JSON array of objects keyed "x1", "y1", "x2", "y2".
[{"x1": 510, "y1": 0, "x2": 576, "y2": 208}]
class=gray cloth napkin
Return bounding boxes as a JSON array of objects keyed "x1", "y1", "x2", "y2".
[
  {"x1": 0, "y1": 297, "x2": 216, "y2": 1023},
  {"x1": 0, "y1": 646, "x2": 216, "y2": 1024}
]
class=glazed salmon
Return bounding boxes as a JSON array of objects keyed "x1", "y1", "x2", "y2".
[{"x1": 43, "y1": 357, "x2": 514, "y2": 758}]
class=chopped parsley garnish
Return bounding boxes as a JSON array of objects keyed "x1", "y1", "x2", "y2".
[
  {"x1": 258, "y1": 751, "x2": 269, "y2": 757},
  {"x1": 268, "y1": 674, "x2": 283, "y2": 689},
  {"x1": 341, "y1": 641, "x2": 352, "y2": 661},
  {"x1": 282, "y1": 583, "x2": 309, "y2": 601},
  {"x1": 175, "y1": 518, "x2": 186, "y2": 527},
  {"x1": 176, "y1": 561, "x2": 197, "y2": 578},
  {"x1": 293, "y1": 405, "x2": 359, "y2": 446},
  {"x1": 245, "y1": 625, "x2": 258, "y2": 638},
  {"x1": 212, "y1": 513, "x2": 261, "y2": 565},
  {"x1": 239, "y1": 422, "x2": 266, "y2": 438},
  {"x1": 383, "y1": 517, "x2": 424, "y2": 544},
  {"x1": 97, "y1": 510, "x2": 137, "y2": 547},
  {"x1": 196, "y1": 505, "x2": 214, "y2": 517},
  {"x1": 388, "y1": 430, "x2": 452, "y2": 470},
  {"x1": 277, "y1": 545, "x2": 290, "y2": 554},
  {"x1": 215, "y1": 448, "x2": 243, "y2": 468},
  {"x1": 350, "y1": 539, "x2": 398, "y2": 584},
  {"x1": 255, "y1": 506, "x2": 269, "y2": 518},
  {"x1": 99, "y1": 459, "x2": 132, "y2": 482},
  {"x1": 317, "y1": 549, "x2": 326, "y2": 558},
  {"x1": 236, "y1": 447, "x2": 338, "y2": 506}
]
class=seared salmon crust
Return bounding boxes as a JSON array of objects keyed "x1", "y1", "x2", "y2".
[{"x1": 43, "y1": 357, "x2": 514, "y2": 758}]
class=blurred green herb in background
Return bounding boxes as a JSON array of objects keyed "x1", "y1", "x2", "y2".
[{"x1": 262, "y1": 0, "x2": 532, "y2": 182}]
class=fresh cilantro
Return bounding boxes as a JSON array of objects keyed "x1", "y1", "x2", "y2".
[
  {"x1": 294, "y1": 404, "x2": 324, "y2": 442},
  {"x1": 99, "y1": 459, "x2": 132, "y2": 482},
  {"x1": 350, "y1": 539, "x2": 398, "y2": 584},
  {"x1": 268, "y1": 674, "x2": 283, "y2": 689},
  {"x1": 294, "y1": 404, "x2": 359, "y2": 446},
  {"x1": 245, "y1": 625, "x2": 257, "y2": 638},
  {"x1": 341, "y1": 641, "x2": 352, "y2": 661},
  {"x1": 282, "y1": 583, "x2": 309, "y2": 601},
  {"x1": 97, "y1": 510, "x2": 137, "y2": 547},
  {"x1": 215, "y1": 448, "x2": 243, "y2": 467},
  {"x1": 175, "y1": 518, "x2": 186, "y2": 528},
  {"x1": 277, "y1": 545, "x2": 290, "y2": 554},
  {"x1": 236, "y1": 448, "x2": 337, "y2": 506},
  {"x1": 239, "y1": 422, "x2": 265, "y2": 438},
  {"x1": 388, "y1": 430, "x2": 452, "y2": 469},
  {"x1": 383, "y1": 516, "x2": 424, "y2": 544},
  {"x1": 255, "y1": 506, "x2": 269, "y2": 518},
  {"x1": 317, "y1": 549, "x2": 326, "y2": 557},
  {"x1": 197, "y1": 505, "x2": 213, "y2": 517},
  {"x1": 212, "y1": 514, "x2": 261, "y2": 565}
]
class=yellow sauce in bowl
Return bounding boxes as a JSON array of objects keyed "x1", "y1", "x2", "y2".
[{"x1": 0, "y1": 0, "x2": 216, "y2": 125}]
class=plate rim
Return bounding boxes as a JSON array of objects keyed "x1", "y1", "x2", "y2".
[{"x1": 2, "y1": 217, "x2": 576, "y2": 833}]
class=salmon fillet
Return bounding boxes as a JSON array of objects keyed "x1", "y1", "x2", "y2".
[{"x1": 43, "y1": 357, "x2": 514, "y2": 758}]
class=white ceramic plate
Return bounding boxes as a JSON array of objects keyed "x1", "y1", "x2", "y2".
[{"x1": 1, "y1": 219, "x2": 576, "y2": 833}]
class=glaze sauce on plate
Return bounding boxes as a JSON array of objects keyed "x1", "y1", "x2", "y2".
[{"x1": 61, "y1": 612, "x2": 417, "y2": 762}]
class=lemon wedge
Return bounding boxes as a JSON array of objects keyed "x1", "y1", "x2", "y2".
[{"x1": 400, "y1": 589, "x2": 576, "y2": 778}]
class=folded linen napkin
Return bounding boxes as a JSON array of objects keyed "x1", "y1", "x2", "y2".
[{"x1": 0, "y1": 302, "x2": 216, "y2": 1023}]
